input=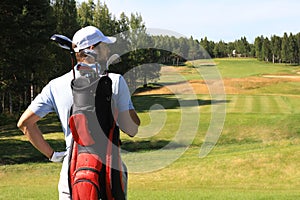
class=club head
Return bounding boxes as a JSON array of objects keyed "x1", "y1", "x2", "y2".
[
  {"x1": 106, "y1": 54, "x2": 121, "y2": 70},
  {"x1": 50, "y1": 34, "x2": 73, "y2": 51}
]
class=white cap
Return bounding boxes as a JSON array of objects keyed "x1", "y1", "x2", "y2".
[{"x1": 72, "y1": 26, "x2": 116, "y2": 52}]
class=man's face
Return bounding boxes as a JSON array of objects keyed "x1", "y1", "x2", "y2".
[{"x1": 93, "y1": 43, "x2": 110, "y2": 63}]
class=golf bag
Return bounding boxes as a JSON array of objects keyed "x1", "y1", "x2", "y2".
[{"x1": 68, "y1": 69, "x2": 126, "y2": 200}]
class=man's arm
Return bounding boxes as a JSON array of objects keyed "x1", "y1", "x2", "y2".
[
  {"x1": 118, "y1": 109, "x2": 140, "y2": 137},
  {"x1": 17, "y1": 109, "x2": 54, "y2": 159}
]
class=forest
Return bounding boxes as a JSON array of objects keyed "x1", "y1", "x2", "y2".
[{"x1": 1, "y1": 0, "x2": 300, "y2": 115}]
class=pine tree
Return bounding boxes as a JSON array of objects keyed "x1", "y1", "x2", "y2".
[
  {"x1": 262, "y1": 37, "x2": 271, "y2": 62},
  {"x1": 270, "y1": 35, "x2": 281, "y2": 63},
  {"x1": 254, "y1": 36, "x2": 263, "y2": 60},
  {"x1": 281, "y1": 32, "x2": 289, "y2": 63}
]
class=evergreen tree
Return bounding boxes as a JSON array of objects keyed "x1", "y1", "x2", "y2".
[
  {"x1": 0, "y1": 0, "x2": 56, "y2": 113},
  {"x1": 287, "y1": 33, "x2": 297, "y2": 64},
  {"x1": 77, "y1": 0, "x2": 95, "y2": 27},
  {"x1": 262, "y1": 37, "x2": 271, "y2": 62},
  {"x1": 281, "y1": 32, "x2": 289, "y2": 63},
  {"x1": 270, "y1": 35, "x2": 281, "y2": 63},
  {"x1": 200, "y1": 37, "x2": 213, "y2": 58},
  {"x1": 254, "y1": 36, "x2": 263, "y2": 60},
  {"x1": 52, "y1": 0, "x2": 79, "y2": 36},
  {"x1": 93, "y1": 1, "x2": 118, "y2": 36},
  {"x1": 295, "y1": 33, "x2": 300, "y2": 64}
]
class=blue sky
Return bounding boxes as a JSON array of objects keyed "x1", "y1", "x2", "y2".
[{"x1": 85, "y1": 0, "x2": 300, "y2": 43}]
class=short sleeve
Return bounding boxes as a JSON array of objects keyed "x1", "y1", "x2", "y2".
[
  {"x1": 28, "y1": 83, "x2": 55, "y2": 118},
  {"x1": 116, "y1": 76, "x2": 134, "y2": 112}
]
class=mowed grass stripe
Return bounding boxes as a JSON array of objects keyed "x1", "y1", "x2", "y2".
[
  {"x1": 226, "y1": 95, "x2": 239, "y2": 113},
  {"x1": 273, "y1": 96, "x2": 292, "y2": 114},
  {"x1": 244, "y1": 96, "x2": 255, "y2": 113},
  {"x1": 260, "y1": 95, "x2": 271, "y2": 113},
  {"x1": 226, "y1": 95, "x2": 294, "y2": 114},
  {"x1": 233, "y1": 95, "x2": 246, "y2": 113}
]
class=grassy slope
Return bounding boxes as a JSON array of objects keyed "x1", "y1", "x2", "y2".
[
  {"x1": 1, "y1": 58, "x2": 300, "y2": 199},
  {"x1": 127, "y1": 58, "x2": 300, "y2": 199}
]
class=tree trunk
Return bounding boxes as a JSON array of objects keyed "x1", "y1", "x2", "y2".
[
  {"x1": 31, "y1": 73, "x2": 34, "y2": 102},
  {"x1": 1, "y1": 93, "x2": 4, "y2": 113},
  {"x1": 9, "y1": 92, "x2": 12, "y2": 114}
]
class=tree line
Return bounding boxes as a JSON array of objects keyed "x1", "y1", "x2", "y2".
[
  {"x1": 0, "y1": 0, "x2": 155, "y2": 115},
  {"x1": 200, "y1": 33, "x2": 300, "y2": 64},
  {"x1": 1, "y1": 0, "x2": 299, "y2": 115}
]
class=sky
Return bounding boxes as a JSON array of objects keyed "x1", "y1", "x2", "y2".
[{"x1": 83, "y1": 0, "x2": 300, "y2": 43}]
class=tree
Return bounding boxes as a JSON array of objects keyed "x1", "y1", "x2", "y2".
[
  {"x1": 254, "y1": 36, "x2": 263, "y2": 60},
  {"x1": 93, "y1": 1, "x2": 117, "y2": 36},
  {"x1": 50, "y1": 0, "x2": 79, "y2": 81},
  {"x1": 188, "y1": 36, "x2": 201, "y2": 60},
  {"x1": 0, "y1": 0, "x2": 56, "y2": 113},
  {"x1": 262, "y1": 37, "x2": 271, "y2": 62},
  {"x1": 281, "y1": 32, "x2": 289, "y2": 63},
  {"x1": 0, "y1": 0, "x2": 26, "y2": 113},
  {"x1": 234, "y1": 37, "x2": 250, "y2": 57},
  {"x1": 295, "y1": 33, "x2": 300, "y2": 64},
  {"x1": 77, "y1": 0, "x2": 95, "y2": 27},
  {"x1": 270, "y1": 35, "x2": 281, "y2": 63},
  {"x1": 112, "y1": 13, "x2": 161, "y2": 91},
  {"x1": 200, "y1": 37, "x2": 214, "y2": 58},
  {"x1": 287, "y1": 33, "x2": 298, "y2": 64},
  {"x1": 52, "y1": 0, "x2": 79, "y2": 36},
  {"x1": 213, "y1": 40, "x2": 227, "y2": 58}
]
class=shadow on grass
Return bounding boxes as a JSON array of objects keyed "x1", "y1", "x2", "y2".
[
  {"x1": 1, "y1": 96, "x2": 229, "y2": 165},
  {"x1": 132, "y1": 94, "x2": 229, "y2": 112},
  {"x1": 121, "y1": 140, "x2": 185, "y2": 152},
  {"x1": 0, "y1": 114, "x2": 65, "y2": 165},
  {"x1": 0, "y1": 138, "x2": 66, "y2": 165}
]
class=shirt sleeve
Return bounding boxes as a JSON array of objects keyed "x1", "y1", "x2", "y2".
[
  {"x1": 28, "y1": 82, "x2": 55, "y2": 118},
  {"x1": 116, "y1": 76, "x2": 134, "y2": 112}
]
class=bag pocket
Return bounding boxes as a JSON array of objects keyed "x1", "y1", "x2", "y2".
[{"x1": 72, "y1": 153, "x2": 102, "y2": 200}]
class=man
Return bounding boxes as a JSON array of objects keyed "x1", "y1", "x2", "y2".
[{"x1": 17, "y1": 26, "x2": 140, "y2": 199}]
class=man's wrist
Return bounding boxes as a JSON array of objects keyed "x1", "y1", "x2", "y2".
[{"x1": 49, "y1": 150, "x2": 55, "y2": 159}]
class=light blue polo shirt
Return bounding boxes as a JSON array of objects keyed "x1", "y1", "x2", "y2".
[{"x1": 29, "y1": 66, "x2": 134, "y2": 149}]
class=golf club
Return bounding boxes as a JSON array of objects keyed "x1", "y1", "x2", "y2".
[
  {"x1": 50, "y1": 34, "x2": 73, "y2": 51},
  {"x1": 50, "y1": 34, "x2": 76, "y2": 78}
]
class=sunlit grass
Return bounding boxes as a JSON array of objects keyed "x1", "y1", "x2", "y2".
[{"x1": 1, "y1": 58, "x2": 300, "y2": 199}]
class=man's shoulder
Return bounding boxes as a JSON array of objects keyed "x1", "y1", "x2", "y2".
[{"x1": 49, "y1": 71, "x2": 73, "y2": 85}]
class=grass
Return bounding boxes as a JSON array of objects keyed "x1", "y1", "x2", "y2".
[
  {"x1": 209, "y1": 58, "x2": 300, "y2": 78},
  {"x1": 1, "y1": 58, "x2": 300, "y2": 199}
]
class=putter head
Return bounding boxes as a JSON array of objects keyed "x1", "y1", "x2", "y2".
[
  {"x1": 106, "y1": 54, "x2": 121, "y2": 70},
  {"x1": 50, "y1": 34, "x2": 73, "y2": 51}
]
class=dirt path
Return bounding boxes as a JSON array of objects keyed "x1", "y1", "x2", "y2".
[{"x1": 135, "y1": 67, "x2": 300, "y2": 95}]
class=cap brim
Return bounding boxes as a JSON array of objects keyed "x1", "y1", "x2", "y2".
[
  {"x1": 102, "y1": 36, "x2": 116, "y2": 44},
  {"x1": 73, "y1": 36, "x2": 117, "y2": 52}
]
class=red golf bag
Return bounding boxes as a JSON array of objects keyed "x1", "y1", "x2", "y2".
[{"x1": 68, "y1": 73, "x2": 126, "y2": 200}]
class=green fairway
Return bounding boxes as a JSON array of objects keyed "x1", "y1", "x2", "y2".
[{"x1": 1, "y1": 58, "x2": 300, "y2": 199}]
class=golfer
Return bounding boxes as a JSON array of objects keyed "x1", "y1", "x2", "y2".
[{"x1": 17, "y1": 26, "x2": 140, "y2": 199}]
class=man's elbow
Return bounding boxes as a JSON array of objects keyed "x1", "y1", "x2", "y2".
[
  {"x1": 17, "y1": 109, "x2": 39, "y2": 133},
  {"x1": 121, "y1": 123, "x2": 139, "y2": 137},
  {"x1": 17, "y1": 118, "x2": 28, "y2": 133},
  {"x1": 119, "y1": 109, "x2": 140, "y2": 137},
  {"x1": 17, "y1": 118, "x2": 24, "y2": 129}
]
